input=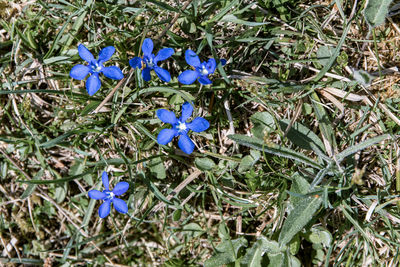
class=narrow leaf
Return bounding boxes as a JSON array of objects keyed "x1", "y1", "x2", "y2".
[
  {"x1": 20, "y1": 184, "x2": 37, "y2": 199},
  {"x1": 310, "y1": 92, "x2": 336, "y2": 155},
  {"x1": 221, "y1": 14, "x2": 269, "y2": 26},
  {"x1": 336, "y1": 134, "x2": 390, "y2": 162},
  {"x1": 228, "y1": 134, "x2": 322, "y2": 169}
]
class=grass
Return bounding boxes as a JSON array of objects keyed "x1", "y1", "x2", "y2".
[{"x1": 0, "y1": 0, "x2": 400, "y2": 266}]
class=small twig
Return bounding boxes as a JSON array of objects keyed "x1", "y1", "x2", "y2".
[
  {"x1": 155, "y1": 0, "x2": 194, "y2": 42},
  {"x1": 47, "y1": 253, "x2": 128, "y2": 267},
  {"x1": 151, "y1": 169, "x2": 202, "y2": 213},
  {"x1": 92, "y1": 69, "x2": 134, "y2": 114},
  {"x1": 283, "y1": 99, "x2": 303, "y2": 138},
  {"x1": 224, "y1": 99, "x2": 235, "y2": 136},
  {"x1": 0, "y1": 148, "x2": 31, "y2": 180}
]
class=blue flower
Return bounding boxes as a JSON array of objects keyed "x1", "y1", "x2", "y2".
[
  {"x1": 129, "y1": 38, "x2": 174, "y2": 82},
  {"x1": 70, "y1": 44, "x2": 124, "y2": 96},
  {"x1": 88, "y1": 171, "x2": 129, "y2": 218},
  {"x1": 178, "y1": 50, "x2": 217, "y2": 85},
  {"x1": 156, "y1": 102, "x2": 210, "y2": 154}
]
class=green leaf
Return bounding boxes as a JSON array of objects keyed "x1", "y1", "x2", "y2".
[
  {"x1": 20, "y1": 170, "x2": 43, "y2": 199},
  {"x1": 43, "y1": 56, "x2": 70, "y2": 65},
  {"x1": 172, "y1": 209, "x2": 182, "y2": 221},
  {"x1": 141, "y1": 172, "x2": 173, "y2": 205},
  {"x1": 242, "y1": 236, "x2": 282, "y2": 266},
  {"x1": 289, "y1": 255, "x2": 302, "y2": 267},
  {"x1": 218, "y1": 224, "x2": 230, "y2": 240},
  {"x1": 317, "y1": 46, "x2": 334, "y2": 67},
  {"x1": 310, "y1": 92, "x2": 337, "y2": 154},
  {"x1": 305, "y1": 226, "x2": 333, "y2": 247},
  {"x1": 149, "y1": 157, "x2": 166, "y2": 179},
  {"x1": 20, "y1": 184, "x2": 37, "y2": 199},
  {"x1": 352, "y1": 69, "x2": 376, "y2": 86},
  {"x1": 195, "y1": 157, "x2": 216, "y2": 171},
  {"x1": 220, "y1": 14, "x2": 269, "y2": 26},
  {"x1": 364, "y1": 0, "x2": 393, "y2": 28},
  {"x1": 183, "y1": 223, "x2": 204, "y2": 239},
  {"x1": 267, "y1": 253, "x2": 287, "y2": 267},
  {"x1": 228, "y1": 134, "x2": 322, "y2": 169},
  {"x1": 289, "y1": 234, "x2": 300, "y2": 255},
  {"x1": 238, "y1": 150, "x2": 260, "y2": 173},
  {"x1": 279, "y1": 119, "x2": 326, "y2": 155},
  {"x1": 278, "y1": 195, "x2": 322, "y2": 247},
  {"x1": 55, "y1": 184, "x2": 67, "y2": 203},
  {"x1": 313, "y1": 23, "x2": 351, "y2": 81},
  {"x1": 203, "y1": 0, "x2": 239, "y2": 24},
  {"x1": 204, "y1": 237, "x2": 248, "y2": 267},
  {"x1": 17, "y1": 170, "x2": 94, "y2": 185},
  {"x1": 59, "y1": 1, "x2": 93, "y2": 54},
  {"x1": 336, "y1": 134, "x2": 390, "y2": 162},
  {"x1": 39, "y1": 129, "x2": 99, "y2": 148},
  {"x1": 250, "y1": 112, "x2": 276, "y2": 139},
  {"x1": 69, "y1": 159, "x2": 92, "y2": 185}
]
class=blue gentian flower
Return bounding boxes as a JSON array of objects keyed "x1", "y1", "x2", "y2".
[
  {"x1": 129, "y1": 38, "x2": 174, "y2": 82},
  {"x1": 178, "y1": 50, "x2": 217, "y2": 85},
  {"x1": 156, "y1": 102, "x2": 210, "y2": 154},
  {"x1": 70, "y1": 44, "x2": 124, "y2": 96},
  {"x1": 88, "y1": 171, "x2": 129, "y2": 218}
]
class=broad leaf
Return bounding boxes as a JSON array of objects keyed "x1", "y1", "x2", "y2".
[
  {"x1": 238, "y1": 150, "x2": 261, "y2": 173},
  {"x1": 279, "y1": 119, "x2": 325, "y2": 155},
  {"x1": 204, "y1": 237, "x2": 248, "y2": 267},
  {"x1": 317, "y1": 46, "x2": 334, "y2": 67},
  {"x1": 251, "y1": 112, "x2": 276, "y2": 139},
  {"x1": 364, "y1": 0, "x2": 393, "y2": 28},
  {"x1": 242, "y1": 236, "x2": 282, "y2": 267},
  {"x1": 195, "y1": 157, "x2": 216, "y2": 171},
  {"x1": 278, "y1": 195, "x2": 322, "y2": 246},
  {"x1": 149, "y1": 157, "x2": 166, "y2": 179}
]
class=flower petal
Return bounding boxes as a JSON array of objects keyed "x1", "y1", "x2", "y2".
[
  {"x1": 113, "y1": 181, "x2": 129, "y2": 196},
  {"x1": 154, "y1": 48, "x2": 174, "y2": 63},
  {"x1": 157, "y1": 128, "x2": 178, "y2": 145},
  {"x1": 102, "y1": 171, "x2": 109, "y2": 190},
  {"x1": 178, "y1": 134, "x2": 195, "y2": 154},
  {"x1": 70, "y1": 64, "x2": 90, "y2": 80},
  {"x1": 156, "y1": 109, "x2": 177, "y2": 124},
  {"x1": 98, "y1": 46, "x2": 115, "y2": 62},
  {"x1": 113, "y1": 198, "x2": 128, "y2": 214},
  {"x1": 180, "y1": 102, "x2": 193, "y2": 122},
  {"x1": 220, "y1": 59, "x2": 227, "y2": 66},
  {"x1": 86, "y1": 73, "x2": 101, "y2": 96},
  {"x1": 206, "y1": 58, "x2": 216, "y2": 74},
  {"x1": 142, "y1": 38, "x2": 153, "y2": 57},
  {"x1": 102, "y1": 66, "x2": 123, "y2": 80},
  {"x1": 198, "y1": 76, "x2": 212, "y2": 85},
  {"x1": 178, "y1": 70, "x2": 199, "y2": 85},
  {"x1": 129, "y1": 57, "x2": 142, "y2": 69},
  {"x1": 88, "y1": 190, "x2": 106, "y2": 200},
  {"x1": 187, "y1": 117, "x2": 209, "y2": 132},
  {"x1": 185, "y1": 49, "x2": 201, "y2": 68},
  {"x1": 142, "y1": 67, "x2": 152, "y2": 81},
  {"x1": 78, "y1": 44, "x2": 95, "y2": 63},
  {"x1": 154, "y1": 66, "x2": 171, "y2": 82},
  {"x1": 99, "y1": 200, "x2": 111, "y2": 218}
]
